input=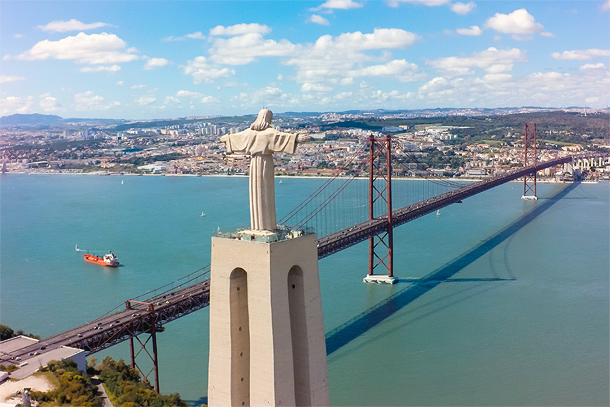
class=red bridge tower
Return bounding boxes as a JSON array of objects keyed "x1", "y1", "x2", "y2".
[
  {"x1": 364, "y1": 134, "x2": 397, "y2": 284},
  {"x1": 522, "y1": 123, "x2": 538, "y2": 200}
]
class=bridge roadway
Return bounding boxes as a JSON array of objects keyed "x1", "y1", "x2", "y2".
[
  {"x1": 1, "y1": 280, "x2": 210, "y2": 364},
  {"x1": 316, "y1": 155, "x2": 578, "y2": 257},
  {"x1": 3, "y1": 153, "x2": 605, "y2": 363}
]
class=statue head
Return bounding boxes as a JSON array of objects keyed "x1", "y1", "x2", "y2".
[{"x1": 250, "y1": 108, "x2": 273, "y2": 131}]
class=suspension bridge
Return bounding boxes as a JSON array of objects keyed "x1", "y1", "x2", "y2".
[{"x1": 2, "y1": 127, "x2": 608, "y2": 392}]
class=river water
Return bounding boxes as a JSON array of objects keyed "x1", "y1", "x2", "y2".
[{"x1": 1, "y1": 174, "x2": 608, "y2": 406}]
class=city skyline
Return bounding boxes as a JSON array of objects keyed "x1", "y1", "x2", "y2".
[{"x1": 1, "y1": 0, "x2": 609, "y2": 120}]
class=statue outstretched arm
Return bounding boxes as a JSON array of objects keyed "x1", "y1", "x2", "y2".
[{"x1": 297, "y1": 133, "x2": 310, "y2": 143}]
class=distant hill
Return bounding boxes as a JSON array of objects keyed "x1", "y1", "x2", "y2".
[
  {"x1": 0, "y1": 113, "x2": 63, "y2": 126},
  {"x1": 0, "y1": 113, "x2": 129, "y2": 127}
]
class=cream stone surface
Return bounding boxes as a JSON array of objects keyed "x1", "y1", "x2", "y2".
[
  {"x1": 208, "y1": 233, "x2": 329, "y2": 406},
  {"x1": 220, "y1": 108, "x2": 308, "y2": 232}
]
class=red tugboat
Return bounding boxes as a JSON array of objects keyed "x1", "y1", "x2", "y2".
[{"x1": 77, "y1": 245, "x2": 119, "y2": 267}]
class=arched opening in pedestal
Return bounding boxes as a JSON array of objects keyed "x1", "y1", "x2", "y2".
[
  {"x1": 288, "y1": 265, "x2": 311, "y2": 406},
  {"x1": 230, "y1": 267, "x2": 250, "y2": 406}
]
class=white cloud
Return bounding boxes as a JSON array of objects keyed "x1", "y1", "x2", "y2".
[
  {"x1": 451, "y1": 2, "x2": 476, "y2": 15},
  {"x1": 551, "y1": 49, "x2": 610, "y2": 60},
  {"x1": 80, "y1": 64, "x2": 121, "y2": 73},
  {"x1": 162, "y1": 31, "x2": 205, "y2": 42},
  {"x1": 201, "y1": 96, "x2": 220, "y2": 104},
  {"x1": 209, "y1": 33, "x2": 296, "y2": 65},
  {"x1": 368, "y1": 89, "x2": 414, "y2": 103},
  {"x1": 144, "y1": 57, "x2": 170, "y2": 70},
  {"x1": 0, "y1": 96, "x2": 34, "y2": 116},
  {"x1": 301, "y1": 83, "x2": 334, "y2": 92},
  {"x1": 73, "y1": 91, "x2": 120, "y2": 111},
  {"x1": 478, "y1": 73, "x2": 513, "y2": 83},
  {"x1": 601, "y1": 0, "x2": 610, "y2": 11},
  {"x1": 14, "y1": 32, "x2": 138, "y2": 65},
  {"x1": 182, "y1": 56, "x2": 235, "y2": 83},
  {"x1": 184, "y1": 32, "x2": 205, "y2": 40},
  {"x1": 455, "y1": 26, "x2": 482, "y2": 36},
  {"x1": 163, "y1": 96, "x2": 180, "y2": 105},
  {"x1": 308, "y1": 15, "x2": 330, "y2": 25},
  {"x1": 312, "y1": 0, "x2": 363, "y2": 11},
  {"x1": 330, "y1": 28, "x2": 418, "y2": 50},
  {"x1": 131, "y1": 84, "x2": 146, "y2": 89},
  {"x1": 333, "y1": 91, "x2": 353, "y2": 101},
  {"x1": 37, "y1": 19, "x2": 109, "y2": 33},
  {"x1": 137, "y1": 95, "x2": 157, "y2": 105},
  {"x1": 39, "y1": 93, "x2": 64, "y2": 113},
  {"x1": 0, "y1": 75, "x2": 26, "y2": 83},
  {"x1": 176, "y1": 90, "x2": 203, "y2": 98},
  {"x1": 426, "y1": 47, "x2": 527, "y2": 75},
  {"x1": 116, "y1": 81, "x2": 124, "y2": 85},
  {"x1": 174, "y1": 90, "x2": 218, "y2": 104},
  {"x1": 580, "y1": 63, "x2": 605, "y2": 70},
  {"x1": 415, "y1": 67, "x2": 610, "y2": 108},
  {"x1": 485, "y1": 9, "x2": 550, "y2": 39},
  {"x1": 260, "y1": 86, "x2": 284, "y2": 97},
  {"x1": 387, "y1": 0, "x2": 449, "y2": 7},
  {"x1": 14, "y1": 34, "x2": 23, "y2": 39},
  {"x1": 349, "y1": 59, "x2": 425, "y2": 82},
  {"x1": 209, "y1": 23, "x2": 271, "y2": 36},
  {"x1": 285, "y1": 28, "x2": 419, "y2": 84}
]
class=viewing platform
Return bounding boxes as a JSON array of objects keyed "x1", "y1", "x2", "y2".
[{"x1": 214, "y1": 225, "x2": 315, "y2": 243}]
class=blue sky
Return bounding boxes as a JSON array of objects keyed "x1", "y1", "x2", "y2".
[{"x1": 1, "y1": 0, "x2": 609, "y2": 119}]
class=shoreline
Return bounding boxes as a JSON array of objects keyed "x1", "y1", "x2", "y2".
[{"x1": 2, "y1": 170, "x2": 601, "y2": 184}]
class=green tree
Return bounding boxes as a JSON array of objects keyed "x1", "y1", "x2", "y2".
[
  {"x1": 0, "y1": 325, "x2": 14, "y2": 341},
  {"x1": 97, "y1": 356, "x2": 189, "y2": 406},
  {"x1": 30, "y1": 359, "x2": 103, "y2": 407},
  {"x1": 0, "y1": 324, "x2": 39, "y2": 340}
]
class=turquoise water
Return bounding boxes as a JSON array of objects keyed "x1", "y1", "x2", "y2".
[{"x1": 1, "y1": 174, "x2": 608, "y2": 406}]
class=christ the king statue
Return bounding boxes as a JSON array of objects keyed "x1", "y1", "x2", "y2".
[{"x1": 220, "y1": 108, "x2": 309, "y2": 232}]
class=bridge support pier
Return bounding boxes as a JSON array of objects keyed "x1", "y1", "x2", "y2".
[
  {"x1": 208, "y1": 233, "x2": 329, "y2": 407},
  {"x1": 126, "y1": 300, "x2": 161, "y2": 393},
  {"x1": 129, "y1": 329, "x2": 160, "y2": 393}
]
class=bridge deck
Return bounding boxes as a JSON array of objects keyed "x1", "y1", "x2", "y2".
[{"x1": 316, "y1": 156, "x2": 574, "y2": 257}]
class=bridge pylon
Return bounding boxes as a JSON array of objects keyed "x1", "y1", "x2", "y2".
[
  {"x1": 363, "y1": 134, "x2": 397, "y2": 284},
  {"x1": 521, "y1": 123, "x2": 538, "y2": 200}
]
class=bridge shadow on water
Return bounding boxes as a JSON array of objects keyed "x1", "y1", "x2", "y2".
[{"x1": 325, "y1": 181, "x2": 580, "y2": 355}]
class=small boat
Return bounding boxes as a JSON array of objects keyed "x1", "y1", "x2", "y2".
[
  {"x1": 83, "y1": 252, "x2": 119, "y2": 267},
  {"x1": 201, "y1": 212, "x2": 205, "y2": 217},
  {"x1": 436, "y1": 210, "x2": 440, "y2": 216}
]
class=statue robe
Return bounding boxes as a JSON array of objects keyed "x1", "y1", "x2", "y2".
[{"x1": 223, "y1": 128, "x2": 298, "y2": 231}]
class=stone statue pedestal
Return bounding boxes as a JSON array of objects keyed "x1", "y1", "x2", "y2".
[{"x1": 208, "y1": 233, "x2": 329, "y2": 406}]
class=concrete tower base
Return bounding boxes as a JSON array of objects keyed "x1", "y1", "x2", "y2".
[
  {"x1": 363, "y1": 274, "x2": 398, "y2": 284},
  {"x1": 208, "y1": 233, "x2": 329, "y2": 406}
]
